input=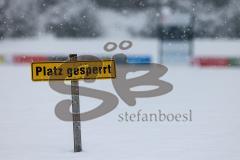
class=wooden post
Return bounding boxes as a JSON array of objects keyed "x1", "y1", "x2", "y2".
[{"x1": 69, "y1": 54, "x2": 82, "y2": 152}]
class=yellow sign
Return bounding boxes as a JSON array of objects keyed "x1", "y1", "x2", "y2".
[{"x1": 31, "y1": 60, "x2": 116, "y2": 81}]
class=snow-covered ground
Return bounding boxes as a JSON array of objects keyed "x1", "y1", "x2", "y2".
[
  {"x1": 0, "y1": 64, "x2": 239, "y2": 160},
  {"x1": 194, "y1": 39, "x2": 240, "y2": 57}
]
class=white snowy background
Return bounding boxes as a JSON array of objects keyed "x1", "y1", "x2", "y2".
[
  {"x1": 0, "y1": 64, "x2": 239, "y2": 160},
  {"x1": 0, "y1": 0, "x2": 240, "y2": 160}
]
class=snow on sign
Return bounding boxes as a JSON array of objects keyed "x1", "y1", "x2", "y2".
[{"x1": 31, "y1": 59, "x2": 116, "y2": 81}]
